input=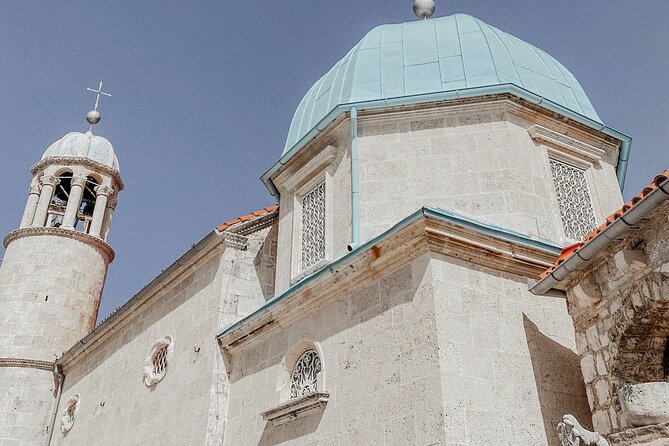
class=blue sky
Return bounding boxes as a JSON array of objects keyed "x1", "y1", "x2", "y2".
[{"x1": 0, "y1": 1, "x2": 667, "y2": 321}]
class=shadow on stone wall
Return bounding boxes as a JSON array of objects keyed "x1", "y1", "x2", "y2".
[
  {"x1": 259, "y1": 411, "x2": 324, "y2": 446},
  {"x1": 524, "y1": 315, "x2": 592, "y2": 445},
  {"x1": 253, "y1": 223, "x2": 278, "y2": 301},
  {"x1": 227, "y1": 257, "x2": 447, "y2": 445}
]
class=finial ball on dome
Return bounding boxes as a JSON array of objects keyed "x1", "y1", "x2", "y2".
[
  {"x1": 86, "y1": 110, "x2": 101, "y2": 125},
  {"x1": 413, "y1": 0, "x2": 435, "y2": 19}
]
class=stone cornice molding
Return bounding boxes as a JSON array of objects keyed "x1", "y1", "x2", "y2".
[
  {"x1": 0, "y1": 357, "x2": 54, "y2": 371},
  {"x1": 218, "y1": 208, "x2": 559, "y2": 349},
  {"x1": 274, "y1": 144, "x2": 338, "y2": 193},
  {"x1": 260, "y1": 392, "x2": 330, "y2": 426},
  {"x1": 4, "y1": 227, "x2": 115, "y2": 263},
  {"x1": 32, "y1": 156, "x2": 124, "y2": 191},
  {"x1": 528, "y1": 124, "x2": 612, "y2": 165}
]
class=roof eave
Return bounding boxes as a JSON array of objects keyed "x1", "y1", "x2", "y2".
[
  {"x1": 217, "y1": 206, "x2": 561, "y2": 345},
  {"x1": 531, "y1": 176, "x2": 669, "y2": 295},
  {"x1": 261, "y1": 84, "x2": 631, "y2": 198}
]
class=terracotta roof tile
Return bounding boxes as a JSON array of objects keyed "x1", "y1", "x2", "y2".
[
  {"x1": 540, "y1": 168, "x2": 669, "y2": 279},
  {"x1": 216, "y1": 205, "x2": 278, "y2": 233}
]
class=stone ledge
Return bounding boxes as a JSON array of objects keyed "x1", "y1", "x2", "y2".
[
  {"x1": 0, "y1": 357, "x2": 54, "y2": 371},
  {"x1": 260, "y1": 392, "x2": 329, "y2": 426},
  {"x1": 608, "y1": 422, "x2": 669, "y2": 445},
  {"x1": 31, "y1": 156, "x2": 124, "y2": 190},
  {"x1": 4, "y1": 226, "x2": 115, "y2": 262}
]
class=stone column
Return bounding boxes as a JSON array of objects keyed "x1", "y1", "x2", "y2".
[
  {"x1": 31, "y1": 175, "x2": 59, "y2": 227},
  {"x1": 61, "y1": 176, "x2": 87, "y2": 230},
  {"x1": 19, "y1": 183, "x2": 41, "y2": 228},
  {"x1": 89, "y1": 185, "x2": 113, "y2": 238},
  {"x1": 100, "y1": 194, "x2": 117, "y2": 241}
]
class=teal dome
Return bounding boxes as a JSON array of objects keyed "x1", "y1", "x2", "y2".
[{"x1": 283, "y1": 13, "x2": 601, "y2": 156}]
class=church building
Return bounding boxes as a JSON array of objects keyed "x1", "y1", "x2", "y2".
[{"x1": 2, "y1": 2, "x2": 668, "y2": 445}]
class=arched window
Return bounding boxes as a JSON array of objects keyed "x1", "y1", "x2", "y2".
[
  {"x1": 290, "y1": 349, "x2": 322, "y2": 399},
  {"x1": 76, "y1": 176, "x2": 98, "y2": 232},
  {"x1": 144, "y1": 336, "x2": 173, "y2": 387},
  {"x1": 60, "y1": 394, "x2": 79, "y2": 434},
  {"x1": 48, "y1": 172, "x2": 73, "y2": 228}
]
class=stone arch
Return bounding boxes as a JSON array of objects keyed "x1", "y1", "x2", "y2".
[{"x1": 278, "y1": 336, "x2": 324, "y2": 401}]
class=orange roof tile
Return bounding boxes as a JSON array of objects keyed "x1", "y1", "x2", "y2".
[
  {"x1": 216, "y1": 205, "x2": 278, "y2": 233},
  {"x1": 540, "y1": 168, "x2": 669, "y2": 279}
]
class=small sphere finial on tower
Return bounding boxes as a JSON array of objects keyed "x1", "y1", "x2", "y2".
[
  {"x1": 86, "y1": 110, "x2": 101, "y2": 125},
  {"x1": 413, "y1": 0, "x2": 435, "y2": 19}
]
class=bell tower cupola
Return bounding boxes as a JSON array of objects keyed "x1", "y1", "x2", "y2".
[{"x1": 0, "y1": 82, "x2": 122, "y2": 444}]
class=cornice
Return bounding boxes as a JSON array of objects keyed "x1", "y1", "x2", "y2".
[
  {"x1": 218, "y1": 208, "x2": 560, "y2": 349},
  {"x1": 0, "y1": 357, "x2": 54, "y2": 371},
  {"x1": 4, "y1": 227, "x2": 115, "y2": 263},
  {"x1": 31, "y1": 156, "x2": 124, "y2": 191}
]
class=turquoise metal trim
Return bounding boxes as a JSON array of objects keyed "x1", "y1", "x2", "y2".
[
  {"x1": 215, "y1": 206, "x2": 561, "y2": 340},
  {"x1": 422, "y1": 206, "x2": 562, "y2": 255},
  {"x1": 260, "y1": 83, "x2": 632, "y2": 197},
  {"x1": 350, "y1": 107, "x2": 360, "y2": 249}
]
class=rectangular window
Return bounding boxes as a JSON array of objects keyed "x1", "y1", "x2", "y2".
[
  {"x1": 550, "y1": 159, "x2": 597, "y2": 240},
  {"x1": 300, "y1": 181, "x2": 326, "y2": 271}
]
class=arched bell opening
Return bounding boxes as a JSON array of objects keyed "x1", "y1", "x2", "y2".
[
  {"x1": 47, "y1": 171, "x2": 73, "y2": 228},
  {"x1": 76, "y1": 176, "x2": 99, "y2": 233}
]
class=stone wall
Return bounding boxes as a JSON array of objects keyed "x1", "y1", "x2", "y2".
[
  {"x1": 222, "y1": 253, "x2": 589, "y2": 445},
  {"x1": 0, "y1": 232, "x2": 110, "y2": 446},
  {"x1": 49, "y1": 225, "x2": 277, "y2": 446},
  {"x1": 357, "y1": 102, "x2": 623, "y2": 248},
  {"x1": 566, "y1": 202, "x2": 669, "y2": 435},
  {"x1": 0, "y1": 367, "x2": 53, "y2": 446},
  {"x1": 0, "y1": 234, "x2": 109, "y2": 361}
]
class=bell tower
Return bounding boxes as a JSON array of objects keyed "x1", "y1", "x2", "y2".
[{"x1": 0, "y1": 84, "x2": 122, "y2": 444}]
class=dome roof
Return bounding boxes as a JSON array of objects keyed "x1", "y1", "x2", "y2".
[
  {"x1": 284, "y1": 13, "x2": 601, "y2": 155},
  {"x1": 42, "y1": 131, "x2": 120, "y2": 171}
]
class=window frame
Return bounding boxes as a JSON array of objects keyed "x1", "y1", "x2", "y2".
[
  {"x1": 548, "y1": 156, "x2": 598, "y2": 242},
  {"x1": 291, "y1": 171, "x2": 333, "y2": 282},
  {"x1": 143, "y1": 336, "x2": 173, "y2": 387}
]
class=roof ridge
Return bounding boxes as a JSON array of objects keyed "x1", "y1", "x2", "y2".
[{"x1": 215, "y1": 205, "x2": 279, "y2": 233}]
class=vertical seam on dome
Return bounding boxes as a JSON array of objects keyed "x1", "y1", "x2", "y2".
[
  {"x1": 338, "y1": 44, "x2": 359, "y2": 106},
  {"x1": 453, "y1": 14, "x2": 467, "y2": 88},
  {"x1": 327, "y1": 55, "x2": 347, "y2": 120},
  {"x1": 378, "y1": 26, "x2": 385, "y2": 98},
  {"x1": 528, "y1": 44, "x2": 570, "y2": 108},
  {"x1": 431, "y1": 18, "x2": 444, "y2": 85},
  {"x1": 401, "y1": 21, "x2": 407, "y2": 96},
  {"x1": 485, "y1": 24, "x2": 524, "y2": 86},
  {"x1": 472, "y1": 17, "x2": 501, "y2": 85},
  {"x1": 538, "y1": 47, "x2": 597, "y2": 120},
  {"x1": 504, "y1": 33, "x2": 543, "y2": 98}
]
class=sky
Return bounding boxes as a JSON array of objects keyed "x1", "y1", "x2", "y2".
[{"x1": 0, "y1": 1, "x2": 667, "y2": 321}]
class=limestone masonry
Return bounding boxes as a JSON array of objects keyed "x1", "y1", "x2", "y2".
[{"x1": 1, "y1": 11, "x2": 667, "y2": 446}]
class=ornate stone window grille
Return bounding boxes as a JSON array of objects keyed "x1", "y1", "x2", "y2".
[
  {"x1": 144, "y1": 336, "x2": 173, "y2": 387},
  {"x1": 550, "y1": 159, "x2": 597, "y2": 240},
  {"x1": 300, "y1": 181, "x2": 326, "y2": 271},
  {"x1": 290, "y1": 349, "x2": 322, "y2": 399},
  {"x1": 60, "y1": 394, "x2": 79, "y2": 434}
]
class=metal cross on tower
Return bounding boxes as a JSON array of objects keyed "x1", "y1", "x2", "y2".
[
  {"x1": 87, "y1": 81, "x2": 112, "y2": 111},
  {"x1": 86, "y1": 81, "x2": 112, "y2": 131}
]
